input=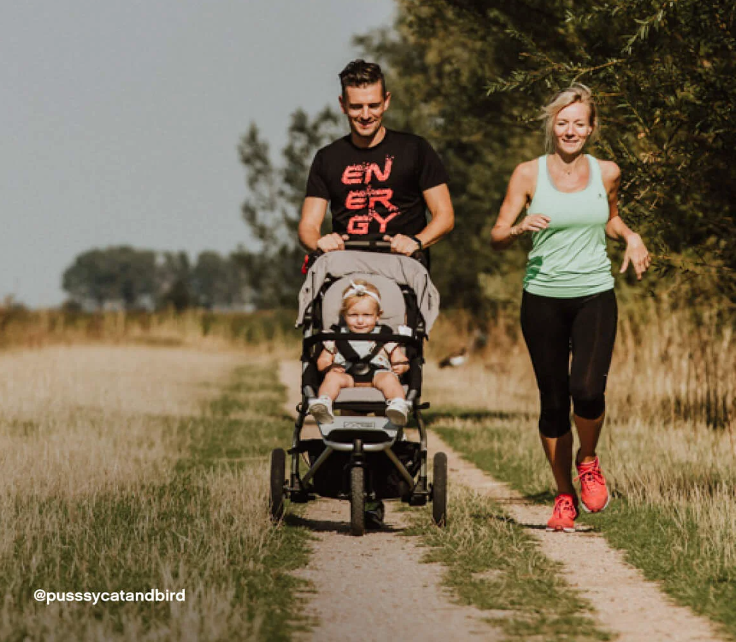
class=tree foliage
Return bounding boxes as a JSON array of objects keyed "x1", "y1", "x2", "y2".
[
  {"x1": 357, "y1": 0, "x2": 736, "y2": 302},
  {"x1": 237, "y1": 0, "x2": 734, "y2": 310},
  {"x1": 235, "y1": 109, "x2": 342, "y2": 309},
  {"x1": 62, "y1": 247, "x2": 157, "y2": 310},
  {"x1": 62, "y1": 247, "x2": 247, "y2": 311}
]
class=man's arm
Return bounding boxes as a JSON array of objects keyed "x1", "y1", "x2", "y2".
[
  {"x1": 419, "y1": 183, "x2": 454, "y2": 248},
  {"x1": 299, "y1": 197, "x2": 345, "y2": 252},
  {"x1": 384, "y1": 183, "x2": 454, "y2": 255}
]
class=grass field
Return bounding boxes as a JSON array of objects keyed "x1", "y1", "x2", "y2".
[
  {"x1": 0, "y1": 346, "x2": 309, "y2": 641},
  {"x1": 422, "y1": 299, "x2": 736, "y2": 638},
  {"x1": 1, "y1": 300, "x2": 733, "y2": 639},
  {"x1": 407, "y1": 490, "x2": 611, "y2": 641}
]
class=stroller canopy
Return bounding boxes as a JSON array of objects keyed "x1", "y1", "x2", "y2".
[{"x1": 297, "y1": 251, "x2": 441, "y2": 333}]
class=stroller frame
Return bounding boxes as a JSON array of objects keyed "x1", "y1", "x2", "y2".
[{"x1": 270, "y1": 242, "x2": 447, "y2": 536}]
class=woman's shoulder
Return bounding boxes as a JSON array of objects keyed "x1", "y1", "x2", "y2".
[
  {"x1": 509, "y1": 158, "x2": 540, "y2": 190},
  {"x1": 514, "y1": 158, "x2": 541, "y2": 178},
  {"x1": 592, "y1": 157, "x2": 621, "y2": 189}
]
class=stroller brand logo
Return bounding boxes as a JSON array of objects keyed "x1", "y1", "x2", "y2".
[{"x1": 343, "y1": 421, "x2": 377, "y2": 430}]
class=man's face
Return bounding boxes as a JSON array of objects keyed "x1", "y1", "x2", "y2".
[{"x1": 339, "y1": 82, "x2": 391, "y2": 141}]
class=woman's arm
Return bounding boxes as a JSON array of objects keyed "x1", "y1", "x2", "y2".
[
  {"x1": 599, "y1": 160, "x2": 651, "y2": 280},
  {"x1": 491, "y1": 160, "x2": 549, "y2": 250}
]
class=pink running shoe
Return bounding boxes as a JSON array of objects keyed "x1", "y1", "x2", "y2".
[
  {"x1": 575, "y1": 456, "x2": 610, "y2": 513},
  {"x1": 546, "y1": 494, "x2": 578, "y2": 533}
]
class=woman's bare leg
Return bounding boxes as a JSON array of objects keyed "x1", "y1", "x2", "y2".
[
  {"x1": 539, "y1": 431, "x2": 575, "y2": 496},
  {"x1": 574, "y1": 412, "x2": 605, "y2": 465}
]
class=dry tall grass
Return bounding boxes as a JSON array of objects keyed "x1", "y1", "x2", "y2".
[
  {"x1": 0, "y1": 345, "x2": 293, "y2": 640},
  {"x1": 0, "y1": 307, "x2": 298, "y2": 354},
  {"x1": 424, "y1": 298, "x2": 736, "y2": 598}
]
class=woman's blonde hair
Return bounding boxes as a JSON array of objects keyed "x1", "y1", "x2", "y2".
[
  {"x1": 340, "y1": 279, "x2": 382, "y2": 318},
  {"x1": 541, "y1": 83, "x2": 598, "y2": 154}
]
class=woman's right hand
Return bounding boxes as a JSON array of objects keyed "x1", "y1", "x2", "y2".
[{"x1": 511, "y1": 214, "x2": 551, "y2": 237}]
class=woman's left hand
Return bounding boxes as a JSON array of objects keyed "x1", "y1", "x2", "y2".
[{"x1": 620, "y1": 234, "x2": 651, "y2": 280}]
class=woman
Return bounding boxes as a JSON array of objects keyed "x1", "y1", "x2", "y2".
[{"x1": 491, "y1": 84, "x2": 650, "y2": 532}]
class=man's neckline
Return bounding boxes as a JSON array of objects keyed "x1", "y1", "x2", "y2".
[{"x1": 347, "y1": 127, "x2": 390, "y2": 150}]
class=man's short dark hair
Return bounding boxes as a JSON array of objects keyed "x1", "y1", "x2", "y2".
[{"x1": 339, "y1": 60, "x2": 386, "y2": 98}]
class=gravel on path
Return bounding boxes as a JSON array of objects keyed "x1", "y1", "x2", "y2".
[
  {"x1": 279, "y1": 361, "x2": 723, "y2": 642},
  {"x1": 430, "y1": 432, "x2": 724, "y2": 642},
  {"x1": 279, "y1": 361, "x2": 501, "y2": 642}
]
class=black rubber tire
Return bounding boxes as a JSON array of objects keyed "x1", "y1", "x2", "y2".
[
  {"x1": 350, "y1": 466, "x2": 366, "y2": 536},
  {"x1": 432, "y1": 452, "x2": 448, "y2": 527},
  {"x1": 269, "y1": 448, "x2": 286, "y2": 522}
]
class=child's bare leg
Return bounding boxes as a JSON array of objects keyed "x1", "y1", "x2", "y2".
[
  {"x1": 318, "y1": 370, "x2": 354, "y2": 400},
  {"x1": 375, "y1": 372, "x2": 409, "y2": 427},
  {"x1": 373, "y1": 372, "x2": 405, "y2": 399}
]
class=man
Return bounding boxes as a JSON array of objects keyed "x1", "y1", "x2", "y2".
[{"x1": 299, "y1": 59, "x2": 454, "y2": 261}]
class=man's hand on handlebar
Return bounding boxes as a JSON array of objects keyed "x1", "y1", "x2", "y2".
[
  {"x1": 316, "y1": 233, "x2": 349, "y2": 253},
  {"x1": 383, "y1": 234, "x2": 421, "y2": 256}
]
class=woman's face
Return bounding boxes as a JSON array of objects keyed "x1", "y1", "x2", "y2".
[
  {"x1": 344, "y1": 297, "x2": 380, "y2": 333},
  {"x1": 553, "y1": 101, "x2": 593, "y2": 156}
]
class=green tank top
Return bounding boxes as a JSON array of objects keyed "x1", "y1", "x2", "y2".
[{"x1": 523, "y1": 154, "x2": 614, "y2": 298}]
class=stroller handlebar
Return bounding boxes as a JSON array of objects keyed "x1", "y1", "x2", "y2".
[
  {"x1": 343, "y1": 239, "x2": 392, "y2": 251},
  {"x1": 309, "y1": 239, "x2": 424, "y2": 263}
]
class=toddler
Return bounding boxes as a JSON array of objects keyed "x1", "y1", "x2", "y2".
[{"x1": 308, "y1": 279, "x2": 411, "y2": 426}]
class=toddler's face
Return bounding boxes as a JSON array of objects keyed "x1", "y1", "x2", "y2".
[{"x1": 344, "y1": 297, "x2": 380, "y2": 333}]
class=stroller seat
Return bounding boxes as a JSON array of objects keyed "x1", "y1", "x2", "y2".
[{"x1": 320, "y1": 272, "x2": 410, "y2": 410}]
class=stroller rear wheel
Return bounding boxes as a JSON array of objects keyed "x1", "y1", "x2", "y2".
[
  {"x1": 349, "y1": 466, "x2": 366, "y2": 536},
  {"x1": 269, "y1": 448, "x2": 286, "y2": 522},
  {"x1": 432, "y1": 452, "x2": 448, "y2": 527}
]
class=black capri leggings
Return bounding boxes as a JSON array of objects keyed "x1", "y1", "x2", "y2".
[{"x1": 520, "y1": 289, "x2": 618, "y2": 438}]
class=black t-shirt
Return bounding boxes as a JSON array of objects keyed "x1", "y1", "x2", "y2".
[{"x1": 305, "y1": 129, "x2": 449, "y2": 238}]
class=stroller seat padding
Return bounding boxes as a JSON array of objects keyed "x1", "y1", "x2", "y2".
[
  {"x1": 336, "y1": 385, "x2": 409, "y2": 404},
  {"x1": 297, "y1": 251, "x2": 440, "y2": 333},
  {"x1": 322, "y1": 274, "x2": 406, "y2": 330}
]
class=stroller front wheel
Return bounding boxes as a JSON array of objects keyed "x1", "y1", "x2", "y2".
[{"x1": 349, "y1": 466, "x2": 366, "y2": 536}]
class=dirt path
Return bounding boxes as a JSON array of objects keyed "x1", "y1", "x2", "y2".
[
  {"x1": 279, "y1": 362, "x2": 723, "y2": 642},
  {"x1": 431, "y1": 433, "x2": 722, "y2": 642},
  {"x1": 279, "y1": 362, "x2": 501, "y2": 641}
]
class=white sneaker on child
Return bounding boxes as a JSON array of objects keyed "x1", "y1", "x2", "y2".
[
  {"x1": 308, "y1": 396, "x2": 334, "y2": 424},
  {"x1": 385, "y1": 398, "x2": 410, "y2": 427}
]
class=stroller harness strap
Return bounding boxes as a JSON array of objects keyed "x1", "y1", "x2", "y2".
[{"x1": 330, "y1": 324, "x2": 394, "y2": 382}]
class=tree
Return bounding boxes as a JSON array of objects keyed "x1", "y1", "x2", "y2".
[
  {"x1": 157, "y1": 251, "x2": 192, "y2": 311},
  {"x1": 62, "y1": 247, "x2": 250, "y2": 311},
  {"x1": 358, "y1": 0, "x2": 736, "y2": 304},
  {"x1": 354, "y1": 2, "x2": 543, "y2": 316},
  {"x1": 191, "y1": 251, "x2": 248, "y2": 310},
  {"x1": 236, "y1": 108, "x2": 342, "y2": 309},
  {"x1": 62, "y1": 246, "x2": 157, "y2": 310}
]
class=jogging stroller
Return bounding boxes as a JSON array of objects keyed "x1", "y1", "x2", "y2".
[{"x1": 269, "y1": 240, "x2": 448, "y2": 536}]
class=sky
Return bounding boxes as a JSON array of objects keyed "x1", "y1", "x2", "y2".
[{"x1": 1, "y1": 0, "x2": 396, "y2": 308}]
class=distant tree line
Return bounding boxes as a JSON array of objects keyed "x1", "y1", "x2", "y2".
[
  {"x1": 62, "y1": 246, "x2": 249, "y2": 311},
  {"x1": 239, "y1": 0, "x2": 735, "y2": 313}
]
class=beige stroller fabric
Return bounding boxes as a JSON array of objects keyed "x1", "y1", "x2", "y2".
[{"x1": 296, "y1": 251, "x2": 440, "y2": 333}]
